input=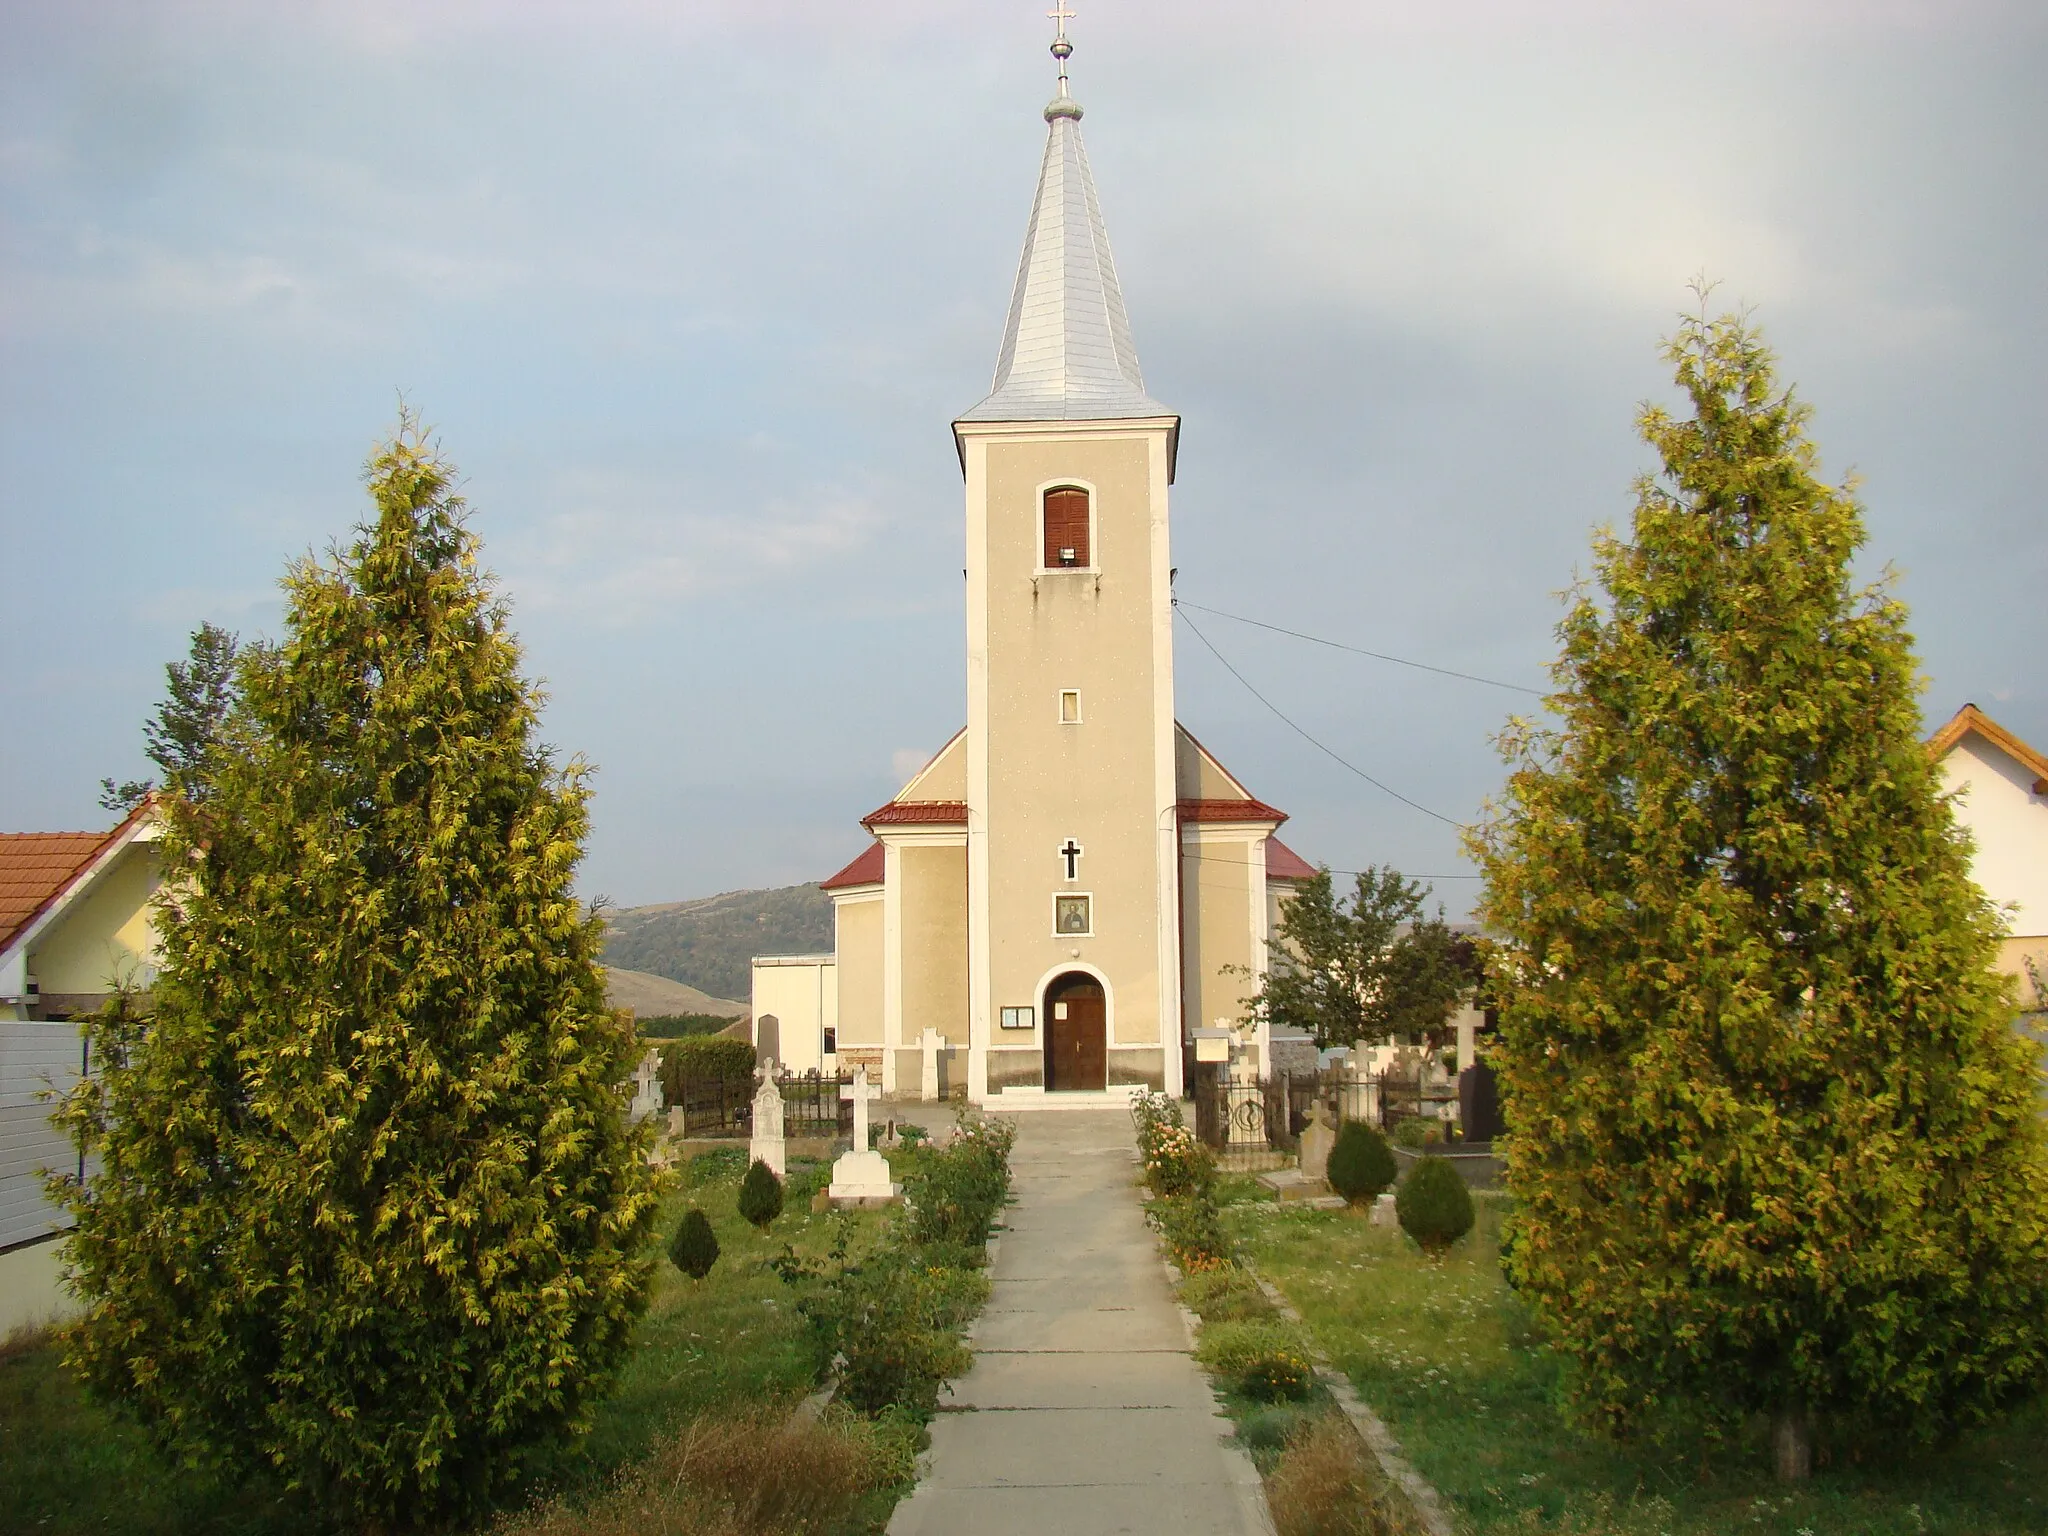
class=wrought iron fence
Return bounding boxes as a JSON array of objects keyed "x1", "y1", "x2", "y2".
[
  {"x1": 1190, "y1": 1064, "x2": 1457, "y2": 1153},
  {"x1": 670, "y1": 1070, "x2": 855, "y2": 1139}
]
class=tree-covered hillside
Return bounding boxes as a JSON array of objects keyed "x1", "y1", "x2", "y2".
[{"x1": 600, "y1": 884, "x2": 833, "y2": 1003}]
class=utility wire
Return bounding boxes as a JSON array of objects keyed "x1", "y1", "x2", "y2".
[
  {"x1": 1174, "y1": 604, "x2": 1468, "y2": 830},
  {"x1": 1180, "y1": 848, "x2": 1480, "y2": 879},
  {"x1": 1175, "y1": 598, "x2": 1543, "y2": 697}
]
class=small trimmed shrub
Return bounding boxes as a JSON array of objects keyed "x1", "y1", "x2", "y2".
[
  {"x1": 1396, "y1": 1154, "x2": 1474, "y2": 1253},
  {"x1": 1325, "y1": 1121, "x2": 1398, "y2": 1207},
  {"x1": 668, "y1": 1208, "x2": 720, "y2": 1280},
  {"x1": 771, "y1": 1243, "x2": 985, "y2": 1416},
  {"x1": 737, "y1": 1159, "x2": 784, "y2": 1230},
  {"x1": 1151, "y1": 1193, "x2": 1234, "y2": 1272}
]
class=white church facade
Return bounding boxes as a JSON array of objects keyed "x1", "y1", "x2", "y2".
[{"x1": 753, "y1": 36, "x2": 1313, "y2": 1104}]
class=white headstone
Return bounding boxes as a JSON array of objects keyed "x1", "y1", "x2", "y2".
[
  {"x1": 828, "y1": 1067, "x2": 900, "y2": 1206},
  {"x1": 918, "y1": 1027, "x2": 943, "y2": 1102},
  {"x1": 749, "y1": 1059, "x2": 786, "y2": 1178},
  {"x1": 1299, "y1": 1103, "x2": 1337, "y2": 1184}
]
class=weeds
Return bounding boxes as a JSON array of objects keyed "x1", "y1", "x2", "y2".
[{"x1": 1267, "y1": 1414, "x2": 1407, "y2": 1536}]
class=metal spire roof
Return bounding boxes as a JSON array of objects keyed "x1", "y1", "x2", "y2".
[{"x1": 957, "y1": 28, "x2": 1172, "y2": 425}]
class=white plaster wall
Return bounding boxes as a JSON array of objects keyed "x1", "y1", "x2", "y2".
[
  {"x1": 1943, "y1": 737, "x2": 2048, "y2": 937},
  {"x1": 749, "y1": 959, "x2": 835, "y2": 1073}
]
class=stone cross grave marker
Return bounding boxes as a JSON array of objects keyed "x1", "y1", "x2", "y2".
[
  {"x1": 1299, "y1": 1102, "x2": 1337, "y2": 1184},
  {"x1": 749, "y1": 1057, "x2": 786, "y2": 1178},
  {"x1": 629, "y1": 1048, "x2": 662, "y2": 1122},
  {"x1": 829, "y1": 1066, "x2": 901, "y2": 1206}
]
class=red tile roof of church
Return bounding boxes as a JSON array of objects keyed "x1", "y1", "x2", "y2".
[
  {"x1": 1178, "y1": 797, "x2": 1288, "y2": 825},
  {"x1": 820, "y1": 842, "x2": 886, "y2": 891},
  {"x1": 1265, "y1": 837, "x2": 1317, "y2": 883},
  {"x1": 861, "y1": 800, "x2": 969, "y2": 829}
]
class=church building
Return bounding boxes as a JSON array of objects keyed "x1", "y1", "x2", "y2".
[{"x1": 754, "y1": 31, "x2": 1314, "y2": 1104}]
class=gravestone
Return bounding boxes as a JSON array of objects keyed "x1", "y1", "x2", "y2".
[
  {"x1": 1299, "y1": 1103, "x2": 1337, "y2": 1184},
  {"x1": 749, "y1": 1058, "x2": 786, "y2": 1178},
  {"x1": 629, "y1": 1048, "x2": 663, "y2": 1123},
  {"x1": 1458, "y1": 1060, "x2": 1504, "y2": 1144},
  {"x1": 828, "y1": 1067, "x2": 901, "y2": 1207}
]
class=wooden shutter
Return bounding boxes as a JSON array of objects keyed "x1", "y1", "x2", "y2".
[{"x1": 1043, "y1": 488, "x2": 1090, "y2": 568}]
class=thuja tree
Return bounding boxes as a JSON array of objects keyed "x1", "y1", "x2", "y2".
[
  {"x1": 1469, "y1": 302, "x2": 2048, "y2": 1477},
  {"x1": 51, "y1": 415, "x2": 661, "y2": 1521}
]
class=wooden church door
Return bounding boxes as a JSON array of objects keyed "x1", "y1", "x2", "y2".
[{"x1": 1045, "y1": 975, "x2": 1106, "y2": 1091}]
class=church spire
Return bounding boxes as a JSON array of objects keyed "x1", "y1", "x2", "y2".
[{"x1": 957, "y1": 13, "x2": 1172, "y2": 425}]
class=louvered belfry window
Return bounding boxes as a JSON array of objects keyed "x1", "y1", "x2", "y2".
[{"x1": 1043, "y1": 487, "x2": 1090, "y2": 568}]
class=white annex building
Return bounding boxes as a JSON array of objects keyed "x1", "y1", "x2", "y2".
[
  {"x1": 1928, "y1": 703, "x2": 2048, "y2": 995},
  {"x1": 753, "y1": 36, "x2": 1314, "y2": 1103}
]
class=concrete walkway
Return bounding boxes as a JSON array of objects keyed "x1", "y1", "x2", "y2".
[{"x1": 888, "y1": 1109, "x2": 1272, "y2": 1536}]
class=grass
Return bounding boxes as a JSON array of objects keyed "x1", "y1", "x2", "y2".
[
  {"x1": 0, "y1": 1150, "x2": 912, "y2": 1535},
  {"x1": 1225, "y1": 1179, "x2": 2048, "y2": 1536}
]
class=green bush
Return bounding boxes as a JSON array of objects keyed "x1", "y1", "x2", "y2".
[
  {"x1": 1326, "y1": 1121, "x2": 1398, "y2": 1206},
  {"x1": 1178, "y1": 1265, "x2": 1275, "y2": 1324},
  {"x1": 668, "y1": 1208, "x2": 720, "y2": 1280},
  {"x1": 1150, "y1": 1192, "x2": 1234, "y2": 1273},
  {"x1": 1396, "y1": 1155, "x2": 1474, "y2": 1253},
  {"x1": 738, "y1": 1159, "x2": 785, "y2": 1230},
  {"x1": 636, "y1": 1013, "x2": 736, "y2": 1040},
  {"x1": 771, "y1": 1241, "x2": 985, "y2": 1417},
  {"x1": 1197, "y1": 1319, "x2": 1316, "y2": 1402},
  {"x1": 902, "y1": 1118, "x2": 1016, "y2": 1248},
  {"x1": 1389, "y1": 1115, "x2": 1442, "y2": 1150},
  {"x1": 658, "y1": 1036, "x2": 757, "y2": 1102}
]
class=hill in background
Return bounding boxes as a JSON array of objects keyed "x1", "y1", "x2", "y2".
[
  {"x1": 602, "y1": 966, "x2": 747, "y2": 1019},
  {"x1": 601, "y1": 883, "x2": 833, "y2": 1004}
]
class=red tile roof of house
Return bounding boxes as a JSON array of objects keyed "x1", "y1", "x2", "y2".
[
  {"x1": 1178, "y1": 797, "x2": 1288, "y2": 825},
  {"x1": 820, "y1": 842, "x2": 886, "y2": 892},
  {"x1": 0, "y1": 831, "x2": 118, "y2": 954},
  {"x1": 1265, "y1": 837, "x2": 1317, "y2": 883},
  {"x1": 861, "y1": 800, "x2": 969, "y2": 829}
]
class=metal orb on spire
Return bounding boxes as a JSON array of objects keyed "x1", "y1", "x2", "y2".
[{"x1": 1045, "y1": 2, "x2": 1082, "y2": 121}]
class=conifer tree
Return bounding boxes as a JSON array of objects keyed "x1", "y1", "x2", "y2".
[
  {"x1": 53, "y1": 414, "x2": 660, "y2": 1521},
  {"x1": 1469, "y1": 301, "x2": 2048, "y2": 1477}
]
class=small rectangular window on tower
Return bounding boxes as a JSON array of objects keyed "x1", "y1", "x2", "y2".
[{"x1": 1059, "y1": 689, "x2": 1082, "y2": 724}]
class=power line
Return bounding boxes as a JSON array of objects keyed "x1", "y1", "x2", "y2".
[
  {"x1": 1174, "y1": 605, "x2": 1468, "y2": 831},
  {"x1": 1179, "y1": 848, "x2": 1481, "y2": 879},
  {"x1": 1175, "y1": 598, "x2": 1543, "y2": 697}
]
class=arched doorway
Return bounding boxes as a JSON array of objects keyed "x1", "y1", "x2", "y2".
[{"x1": 1043, "y1": 972, "x2": 1106, "y2": 1091}]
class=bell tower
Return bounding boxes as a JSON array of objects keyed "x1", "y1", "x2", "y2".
[{"x1": 954, "y1": 19, "x2": 1183, "y2": 1100}]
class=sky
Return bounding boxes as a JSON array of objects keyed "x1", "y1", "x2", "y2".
[{"x1": 2, "y1": 0, "x2": 2043, "y2": 913}]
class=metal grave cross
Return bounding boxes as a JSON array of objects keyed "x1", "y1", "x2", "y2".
[{"x1": 1059, "y1": 838, "x2": 1083, "y2": 881}]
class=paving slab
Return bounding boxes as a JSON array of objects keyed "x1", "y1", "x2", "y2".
[{"x1": 888, "y1": 1109, "x2": 1272, "y2": 1536}]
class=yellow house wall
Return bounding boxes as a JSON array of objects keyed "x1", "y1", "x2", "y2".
[
  {"x1": 1175, "y1": 729, "x2": 1249, "y2": 800},
  {"x1": 1182, "y1": 837, "x2": 1257, "y2": 1035},
  {"x1": 833, "y1": 895, "x2": 884, "y2": 1047},
  {"x1": 32, "y1": 845, "x2": 160, "y2": 999},
  {"x1": 1941, "y1": 737, "x2": 2048, "y2": 951},
  {"x1": 981, "y1": 435, "x2": 1167, "y2": 1056},
  {"x1": 900, "y1": 844, "x2": 968, "y2": 1044}
]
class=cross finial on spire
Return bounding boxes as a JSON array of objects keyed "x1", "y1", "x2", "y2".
[{"x1": 1044, "y1": 2, "x2": 1081, "y2": 118}]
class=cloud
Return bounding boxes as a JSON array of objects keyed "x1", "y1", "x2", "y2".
[{"x1": 497, "y1": 473, "x2": 889, "y2": 622}]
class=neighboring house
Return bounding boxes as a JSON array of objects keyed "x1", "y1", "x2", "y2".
[
  {"x1": 0, "y1": 802, "x2": 162, "y2": 1335},
  {"x1": 1928, "y1": 703, "x2": 2048, "y2": 1004}
]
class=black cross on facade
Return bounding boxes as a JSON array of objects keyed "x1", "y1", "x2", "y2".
[{"x1": 1059, "y1": 838, "x2": 1083, "y2": 881}]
